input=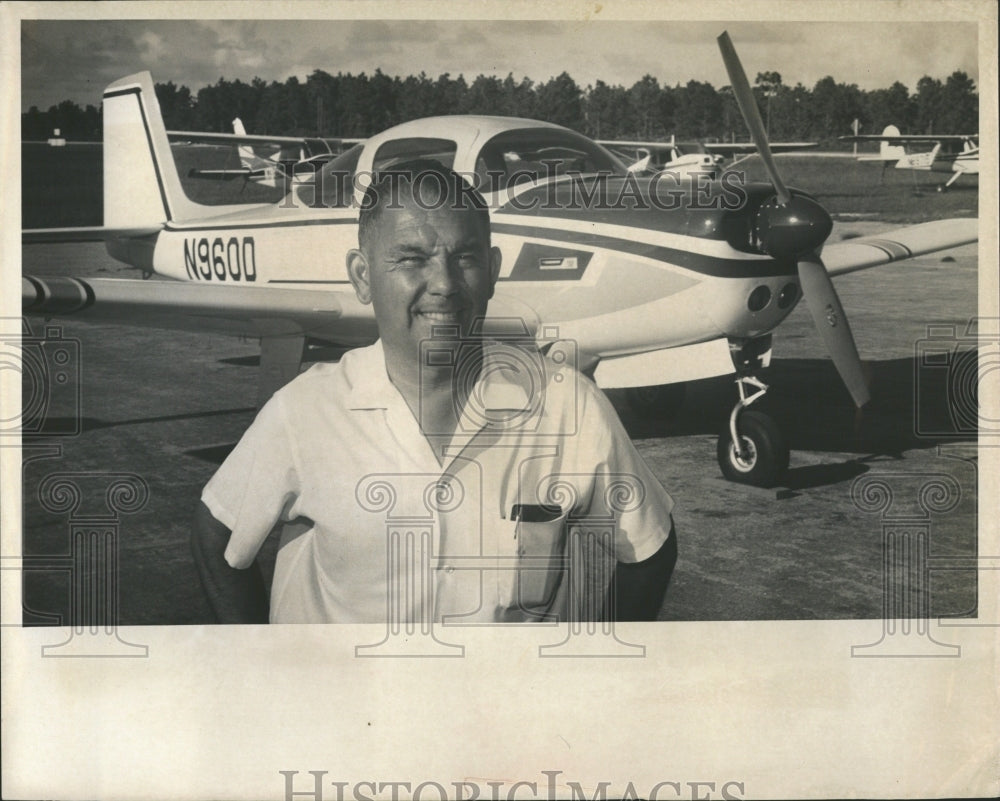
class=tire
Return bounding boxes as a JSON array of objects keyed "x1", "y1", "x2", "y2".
[
  {"x1": 716, "y1": 410, "x2": 789, "y2": 488},
  {"x1": 625, "y1": 383, "x2": 686, "y2": 420}
]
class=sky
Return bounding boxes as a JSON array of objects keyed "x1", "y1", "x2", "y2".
[{"x1": 20, "y1": 18, "x2": 979, "y2": 113}]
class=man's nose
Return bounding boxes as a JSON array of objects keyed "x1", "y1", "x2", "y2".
[{"x1": 425, "y1": 256, "x2": 459, "y2": 295}]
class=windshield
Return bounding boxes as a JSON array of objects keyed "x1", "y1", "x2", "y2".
[{"x1": 474, "y1": 128, "x2": 628, "y2": 193}]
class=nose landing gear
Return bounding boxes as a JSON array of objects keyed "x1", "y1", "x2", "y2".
[{"x1": 716, "y1": 375, "x2": 789, "y2": 487}]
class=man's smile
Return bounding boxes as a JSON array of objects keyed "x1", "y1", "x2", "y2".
[{"x1": 414, "y1": 309, "x2": 464, "y2": 322}]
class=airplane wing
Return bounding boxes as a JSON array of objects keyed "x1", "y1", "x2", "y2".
[
  {"x1": 166, "y1": 130, "x2": 364, "y2": 149},
  {"x1": 703, "y1": 142, "x2": 818, "y2": 154},
  {"x1": 22, "y1": 275, "x2": 377, "y2": 344},
  {"x1": 821, "y1": 218, "x2": 977, "y2": 276},
  {"x1": 21, "y1": 275, "x2": 541, "y2": 343},
  {"x1": 22, "y1": 226, "x2": 162, "y2": 244},
  {"x1": 839, "y1": 134, "x2": 977, "y2": 143},
  {"x1": 21, "y1": 274, "x2": 384, "y2": 403},
  {"x1": 597, "y1": 139, "x2": 817, "y2": 153},
  {"x1": 186, "y1": 168, "x2": 258, "y2": 180},
  {"x1": 596, "y1": 139, "x2": 665, "y2": 149}
]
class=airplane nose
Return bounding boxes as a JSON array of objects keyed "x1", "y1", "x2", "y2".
[{"x1": 754, "y1": 192, "x2": 833, "y2": 261}]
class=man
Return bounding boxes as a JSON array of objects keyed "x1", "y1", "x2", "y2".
[{"x1": 192, "y1": 161, "x2": 676, "y2": 624}]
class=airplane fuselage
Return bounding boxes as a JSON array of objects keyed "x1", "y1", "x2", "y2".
[{"x1": 138, "y1": 188, "x2": 802, "y2": 370}]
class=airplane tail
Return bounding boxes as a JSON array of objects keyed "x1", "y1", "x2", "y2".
[
  {"x1": 102, "y1": 71, "x2": 205, "y2": 227},
  {"x1": 233, "y1": 117, "x2": 256, "y2": 169},
  {"x1": 878, "y1": 125, "x2": 907, "y2": 162},
  {"x1": 231, "y1": 117, "x2": 284, "y2": 188}
]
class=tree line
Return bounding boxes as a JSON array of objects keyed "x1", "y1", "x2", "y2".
[{"x1": 22, "y1": 68, "x2": 978, "y2": 144}]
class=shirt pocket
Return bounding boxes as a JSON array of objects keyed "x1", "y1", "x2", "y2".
[{"x1": 503, "y1": 507, "x2": 568, "y2": 621}]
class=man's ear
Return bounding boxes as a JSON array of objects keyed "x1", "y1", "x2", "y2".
[
  {"x1": 346, "y1": 248, "x2": 372, "y2": 305},
  {"x1": 487, "y1": 246, "x2": 502, "y2": 299}
]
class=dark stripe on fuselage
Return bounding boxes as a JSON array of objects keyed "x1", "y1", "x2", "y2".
[
  {"x1": 491, "y1": 221, "x2": 794, "y2": 278},
  {"x1": 164, "y1": 217, "x2": 359, "y2": 233},
  {"x1": 164, "y1": 215, "x2": 790, "y2": 278},
  {"x1": 103, "y1": 86, "x2": 173, "y2": 221}
]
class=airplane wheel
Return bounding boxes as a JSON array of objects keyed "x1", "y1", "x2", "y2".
[
  {"x1": 626, "y1": 383, "x2": 686, "y2": 420},
  {"x1": 716, "y1": 410, "x2": 789, "y2": 488}
]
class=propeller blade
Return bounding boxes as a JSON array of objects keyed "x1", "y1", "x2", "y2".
[
  {"x1": 797, "y1": 255, "x2": 870, "y2": 407},
  {"x1": 717, "y1": 31, "x2": 791, "y2": 205}
]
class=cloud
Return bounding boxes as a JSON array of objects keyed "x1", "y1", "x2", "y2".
[
  {"x1": 19, "y1": 18, "x2": 979, "y2": 113},
  {"x1": 137, "y1": 31, "x2": 168, "y2": 63}
]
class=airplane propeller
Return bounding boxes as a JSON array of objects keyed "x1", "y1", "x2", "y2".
[{"x1": 717, "y1": 31, "x2": 870, "y2": 407}]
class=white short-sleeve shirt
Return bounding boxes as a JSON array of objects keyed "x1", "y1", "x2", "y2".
[{"x1": 201, "y1": 340, "x2": 673, "y2": 623}]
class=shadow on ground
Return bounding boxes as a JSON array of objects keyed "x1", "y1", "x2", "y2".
[{"x1": 610, "y1": 350, "x2": 977, "y2": 460}]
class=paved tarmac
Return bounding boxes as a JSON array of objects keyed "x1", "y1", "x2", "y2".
[{"x1": 17, "y1": 224, "x2": 980, "y2": 625}]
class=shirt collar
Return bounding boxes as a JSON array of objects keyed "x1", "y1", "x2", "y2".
[
  {"x1": 346, "y1": 340, "x2": 396, "y2": 410},
  {"x1": 347, "y1": 339, "x2": 535, "y2": 422}
]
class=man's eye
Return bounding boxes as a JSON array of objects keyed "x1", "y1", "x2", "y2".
[{"x1": 456, "y1": 253, "x2": 480, "y2": 268}]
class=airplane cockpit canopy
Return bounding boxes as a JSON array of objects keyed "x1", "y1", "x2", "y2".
[{"x1": 295, "y1": 124, "x2": 629, "y2": 209}]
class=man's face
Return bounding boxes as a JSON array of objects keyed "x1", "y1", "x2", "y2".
[{"x1": 349, "y1": 193, "x2": 501, "y2": 371}]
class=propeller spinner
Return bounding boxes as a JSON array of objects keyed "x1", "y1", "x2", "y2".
[{"x1": 718, "y1": 31, "x2": 870, "y2": 407}]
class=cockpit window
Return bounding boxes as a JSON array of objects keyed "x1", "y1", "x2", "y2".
[{"x1": 475, "y1": 128, "x2": 627, "y2": 193}]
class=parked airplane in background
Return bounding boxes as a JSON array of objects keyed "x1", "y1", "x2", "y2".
[
  {"x1": 599, "y1": 136, "x2": 817, "y2": 178},
  {"x1": 183, "y1": 121, "x2": 362, "y2": 187},
  {"x1": 840, "y1": 125, "x2": 979, "y2": 191},
  {"x1": 21, "y1": 34, "x2": 978, "y2": 487}
]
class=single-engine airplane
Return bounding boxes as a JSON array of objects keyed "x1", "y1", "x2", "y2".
[
  {"x1": 21, "y1": 34, "x2": 978, "y2": 487},
  {"x1": 599, "y1": 136, "x2": 817, "y2": 178},
  {"x1": 182, "y1": 121, "x2": 362, "y2": 187},
  {"x1": 840, "y1": 125, "x2": 979, "y2": 191}
]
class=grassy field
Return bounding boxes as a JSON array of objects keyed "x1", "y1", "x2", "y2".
[
  {"x1": 22, "y1": 143, "x2": 103, "y2": 227},
  {"x1": 21, "y1": 142, "x2": 283, "y2": 228},
  {"x1": 733, "y1": 153, "x2": 978, "y2": 222}
]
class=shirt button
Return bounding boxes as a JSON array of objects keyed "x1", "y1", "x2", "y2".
[{"x1": 443, "y1": 565, "x2": 455, "y2": 574}]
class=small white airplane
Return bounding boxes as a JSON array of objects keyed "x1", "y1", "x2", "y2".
[
  {"x1": 182, "y1": 121, "x2": 362, "y2": 187},
  {"x1": 599, "y1": 136, "x2": 818, "y2": 178},
  {"x1": 21, "y1": 34, "x2": 978, "y2": 487},
  {"x1": 840, "y1": 125, "x2": 979, "y2": 191}
]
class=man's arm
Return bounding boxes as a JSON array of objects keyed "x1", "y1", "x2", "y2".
[
  {"x1": 606, "y1": 527, "x2": 678, "y2": 621},
  {"x1": 191, "y1": 501, "x2": 269, "y2": 623}
]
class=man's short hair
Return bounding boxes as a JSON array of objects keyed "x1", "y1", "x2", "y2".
[{"x1": 357, "y1": 159, "x2": 491, "y2": 254}]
